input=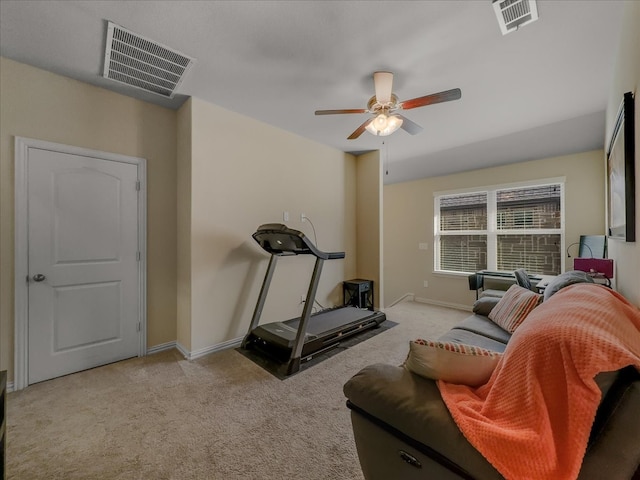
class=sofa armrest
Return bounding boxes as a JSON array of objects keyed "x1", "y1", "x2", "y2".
[
  {"x1": 344, "y1": 364, "x2": 503, "y2": 479},
  {"x1": 579, "y1": 368, "x2": 640, "y2": 479}
]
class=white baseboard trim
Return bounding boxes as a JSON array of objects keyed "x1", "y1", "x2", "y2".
[
  {"x1": 414, "y1": 296, "x2": 473, "y2": 312},
  {"x1": 175, "y1": 337, "x2": 243, "y2": 361},
  {"x1": 386, "y1": 293, "x2": 416, "y2": 308},
  {"x1": 146, "y1": 341, "x2": 177, "y2": 355},
  {"x1": 175, "y1": 341, "x2": 190, "y2": 359}
]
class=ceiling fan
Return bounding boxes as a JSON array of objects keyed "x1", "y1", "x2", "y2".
[{"x1": 315, "y1": 71, "x2": 461, "y2": 140}]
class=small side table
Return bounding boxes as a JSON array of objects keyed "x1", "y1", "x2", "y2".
[{"x1": 343, "y1": 279, "x2": 374, "y2": 310}]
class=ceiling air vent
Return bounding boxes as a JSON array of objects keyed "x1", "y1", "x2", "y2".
[
  {"x1": 492, "y1": 0, "x2": 539, "y2": 35},
  {"x1": 103, "y1": 21, "x2": 195, "y2": 98}
]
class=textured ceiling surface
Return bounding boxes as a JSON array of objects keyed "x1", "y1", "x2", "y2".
[{"x1": 0, "y1": 1, "x2": 624, "y2": 182}]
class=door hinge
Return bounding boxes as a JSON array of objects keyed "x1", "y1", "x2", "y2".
[
  {"x1": 136, "y1": 251, "x2": 141, "y2": 261},
  {"x1": 135, "y1": 180, "x2": 141, "y2": 191},
  {"x1": 137, "y1": 322, "x2": 141, "y2": 332}
]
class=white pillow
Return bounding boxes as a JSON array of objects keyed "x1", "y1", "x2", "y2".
[{"x1": 404, "y1": 339, "x2": 502, "y2": 387}]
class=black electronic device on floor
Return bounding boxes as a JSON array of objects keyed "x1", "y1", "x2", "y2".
[{"x1": 241, "y1": 224, "x2": 386, "y2": 376}]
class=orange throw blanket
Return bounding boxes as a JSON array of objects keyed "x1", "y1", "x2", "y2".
[{"x1": 438, "y1": 284, "x2": 640, "y2": 480}]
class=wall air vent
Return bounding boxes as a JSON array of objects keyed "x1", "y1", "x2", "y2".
[
  {"x1": 492, "y1": 0, "x2": 539, "y2": 35},
  {"x1": 103, "y1": 21, "x2": 195, "y2": 98}
]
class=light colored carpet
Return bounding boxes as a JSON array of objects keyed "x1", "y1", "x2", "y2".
[{"x1": 6, "y1": 301, "x2": 468, "y2": 480}]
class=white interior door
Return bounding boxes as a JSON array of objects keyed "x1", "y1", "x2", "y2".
[{"x1": 26, "y1": 147, "x2": 141, "y2": 384}]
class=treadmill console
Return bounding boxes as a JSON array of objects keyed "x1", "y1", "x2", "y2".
[
  {"x1": 253, "y1": 224, "x2": 310, "y2": 255},
  {"x1": 252, "y1": 223, "x2": 344, "y2": 260}
]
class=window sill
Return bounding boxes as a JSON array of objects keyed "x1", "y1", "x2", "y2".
[{"x1": 432, "y1": 270, "x2": 472, "y2": 278}]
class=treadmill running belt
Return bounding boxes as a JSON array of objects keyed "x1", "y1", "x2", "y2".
[{"x1": 286, "y1": 307, "x2": 375, "y2": 335}]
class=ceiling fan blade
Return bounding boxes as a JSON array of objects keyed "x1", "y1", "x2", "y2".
[
  {"x1": 396, "y1": 114, "x2": 423, "y2": 135},
  {"x1": 399, "y1": 88, "x2": 462, "y2": 110},
  {"x1": 348, "y1": 118, "x2": 374, "y2": 140},
  {"x1": 373, "y1": 71, "x2": 393, "y2": 104},
  {"x1": 315, "y1": 108, "x2": 368, "y2": 115}
]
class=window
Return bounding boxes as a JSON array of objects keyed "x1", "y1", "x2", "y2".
[
  {"x1": 435, "y1": 180, "x2": 564, "y2": 275},
  {"x1": 438, "y1": 193, "x2": 488, "y2": 273}
]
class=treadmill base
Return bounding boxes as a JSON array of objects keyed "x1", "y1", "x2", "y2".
[{"x1": 239, "y1": 316, "x2": 393, "y2": 379}]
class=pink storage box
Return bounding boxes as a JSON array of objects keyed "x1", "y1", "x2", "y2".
[{"x1": 573, "y1": 258, "x2": 614, "y2": 278}]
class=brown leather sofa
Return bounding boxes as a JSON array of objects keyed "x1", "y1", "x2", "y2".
[{"x1": 343, "y1": 281, "x2": 640, "y2": 479}]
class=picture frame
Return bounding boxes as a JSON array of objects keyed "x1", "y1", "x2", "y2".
[{"x1": 606, "y1": 91, "x2": 635, "y2": 242}]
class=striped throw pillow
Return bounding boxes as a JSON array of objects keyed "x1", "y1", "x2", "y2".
[
  {"x1": 488, "y1": 284, "x2": 542, "y2": 332},
  {"x1": 404, "y1": 339, "x2": 502, "y2": 386}
]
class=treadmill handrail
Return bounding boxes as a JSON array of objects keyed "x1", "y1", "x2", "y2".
[{"x1": 252, "y1": 223, "x2": 345, "y2": 260}]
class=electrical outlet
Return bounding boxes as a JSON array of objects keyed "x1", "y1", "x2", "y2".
[
  {"x1": 283, "y1": 211, "x2": 289, "y2": 222},
  {"x1": 419, "y1": 243, "x2": 428, "y2": 250},
  {"x1": 423, "y1": 281, "x2": 429, "y2": 288},
  {"x1": 300, "y1": 213, "x2": 306, "y2": 222}
]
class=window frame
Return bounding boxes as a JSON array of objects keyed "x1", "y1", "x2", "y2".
[{"x1": 433, "y1": 177, "x2": 566, "y2": 276}]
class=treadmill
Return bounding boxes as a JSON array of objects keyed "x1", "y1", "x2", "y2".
[{"x1": 241, "y1": 223, "x2": 386, "y2": 376}]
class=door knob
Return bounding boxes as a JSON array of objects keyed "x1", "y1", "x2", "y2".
[{"x1": 32, "y1": 274, "x2": 46, "y2": 282}]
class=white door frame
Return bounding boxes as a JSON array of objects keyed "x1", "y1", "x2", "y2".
[{"x1": 14, "y1": 136, "x2": 147, "y2": 390}]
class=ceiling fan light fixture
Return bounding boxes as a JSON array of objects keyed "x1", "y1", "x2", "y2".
[
  {"x1": 365, "y1": 113, "x2": 403, "y2": 136},
  {"x1": 314, "y1": 71, "x2": 460, "y2": 140},
  {"x1": 374, "y1": 113, "x2": 389, "y2": 129}
]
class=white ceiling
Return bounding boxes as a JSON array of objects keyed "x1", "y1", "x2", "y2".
[{"x1": 0, "y1": 0, "x2": 624, "y2": 183}]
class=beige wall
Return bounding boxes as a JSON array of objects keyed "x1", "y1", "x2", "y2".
[
  {"x1": 0, "y1": 58, "x2": 178, "y2": 382},
  {"x1": 356, "y1": 151, "x2": 383, "y2": 308},
  {"x1": 605, "y1": 0, "x2": 640, "y2": 306},
  {"x1": 180, "y1": 98, "x2": 357, "y2": 353},
  {"x1": 383, "y1": 150, "x2": 606, "y2": 308},
  {"x1": 176, "y1": 99, "x2": 193, "y2": 351}
]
